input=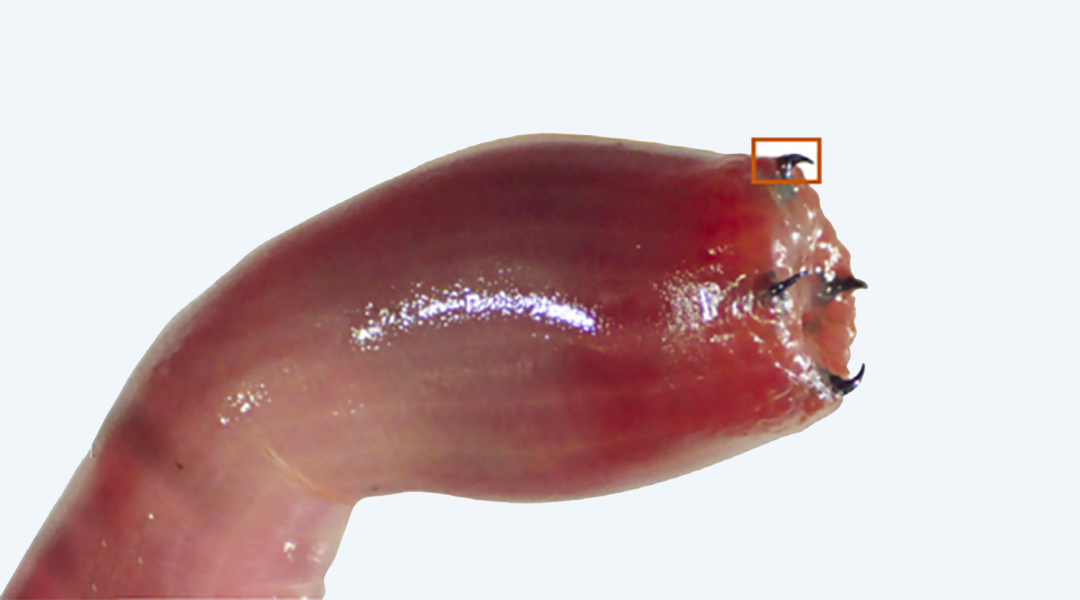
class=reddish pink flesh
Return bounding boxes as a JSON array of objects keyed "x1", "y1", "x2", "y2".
[{"x1": 3, "y1": 135, "x2": 859, "y2": 598}]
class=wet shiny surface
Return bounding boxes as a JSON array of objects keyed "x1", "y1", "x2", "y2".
[{"x1": 348, "y1": 277, "x2": 602, "y2": 353}]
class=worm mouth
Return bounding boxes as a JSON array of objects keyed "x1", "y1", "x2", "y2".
[
  {"x1": 819, "y1": 275, "x2": 867, "y2": 395},
  {"x1": 769, "y1": 270, "x2": 866, "y2": 397},
  {"x1": 760, "y1": 154, "x2": 866, "y2": 399}
]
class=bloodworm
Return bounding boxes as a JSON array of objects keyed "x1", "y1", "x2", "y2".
[{"x1": 3, "y1": 134, "x2": 864, "y2": 599}]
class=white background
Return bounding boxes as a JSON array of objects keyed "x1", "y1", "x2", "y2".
[{"x1": 1, "y1": 2, "x2": 1077, "y2": 599}]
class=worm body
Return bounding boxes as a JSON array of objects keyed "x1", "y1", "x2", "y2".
[{"x1": 4, "y1": 135, "x2": 862, "y2": 598}]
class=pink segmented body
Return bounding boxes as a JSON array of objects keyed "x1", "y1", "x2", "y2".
[{"x1": 3, "y1": 134, "x2": 860, "y2": 598}]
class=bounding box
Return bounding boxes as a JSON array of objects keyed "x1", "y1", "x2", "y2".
[{"x1": 750, "y1": 137, "x2": 822, "y2": 185}]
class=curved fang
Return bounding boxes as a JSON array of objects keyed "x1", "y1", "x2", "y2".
[
  {"x1": 769, "y1": 271, "x2": 807, "y2": 296},
  {"x1": 828, "y1": 363, "x2": 866, "y2": 396},
  {"x1": 824, "y1": 277, "x2": 869, "y2": 298},
  {"x1": 777, "y1": 154, "x2": 814, "y2": 180}
]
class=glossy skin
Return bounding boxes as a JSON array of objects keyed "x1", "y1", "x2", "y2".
[{"x1": 3, "y1": 134, "x2": 860, "y2": 598}]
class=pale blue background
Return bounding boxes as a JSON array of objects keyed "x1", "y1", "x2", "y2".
[{"x1": 1, "y1": 2, "x2": 1076, "y2": 598}]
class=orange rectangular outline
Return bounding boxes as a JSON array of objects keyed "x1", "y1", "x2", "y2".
[{"x1": 750, "y1": 137, "x2": 822, "y2": 185}]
